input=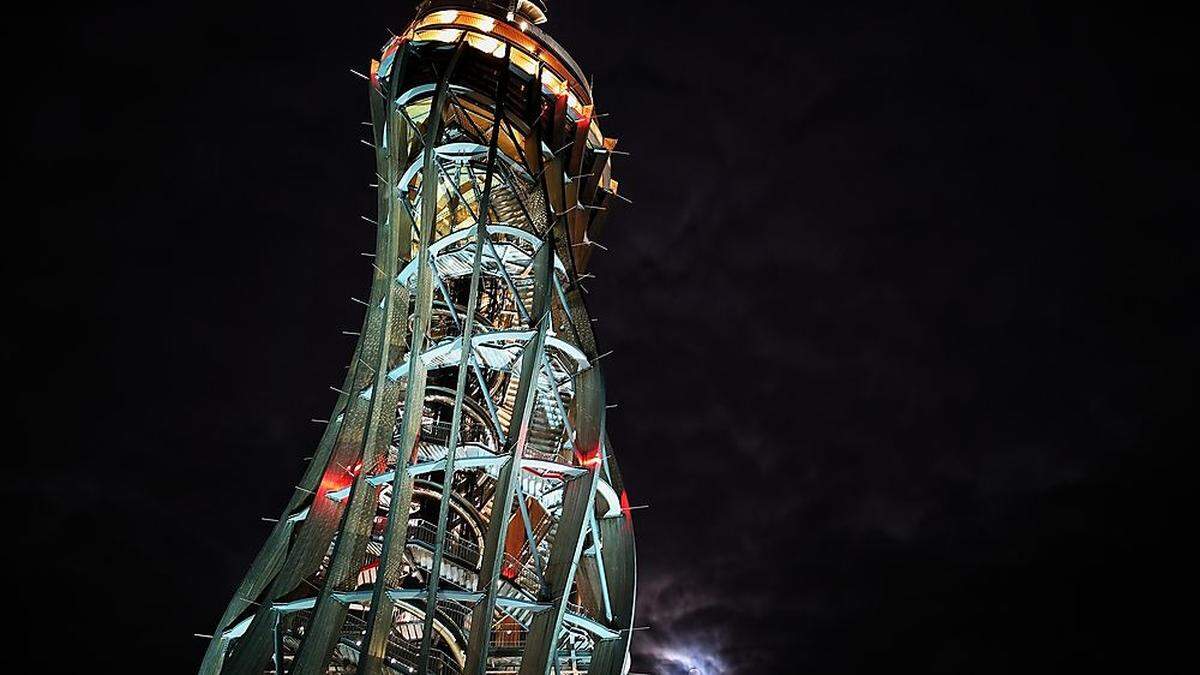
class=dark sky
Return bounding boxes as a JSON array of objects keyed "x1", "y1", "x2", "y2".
[{"x1": 7, "y1": 1, "x2": 1195, "y2": 673}]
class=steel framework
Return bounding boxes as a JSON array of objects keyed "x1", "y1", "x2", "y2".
[{"x1": 199, "y1": 2, "x2": 636, "y2": 674}]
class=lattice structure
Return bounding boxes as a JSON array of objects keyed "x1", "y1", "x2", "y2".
[{"x1": 199, "y1": 2, "x2": 636, "y2": 674}]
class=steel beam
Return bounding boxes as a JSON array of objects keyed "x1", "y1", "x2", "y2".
[
  {"x1": 463, "y1": 230, "x2": 556, "y2": 674},
  {"x1": 358, "y1": 38, "x2": 468, "y2": 675},
  {"x1": 518, "y1": 367, "x2": 605, "y2": 675},
  {"x1": 419, "y1": 41, "x2": 513, "y2": 675}
]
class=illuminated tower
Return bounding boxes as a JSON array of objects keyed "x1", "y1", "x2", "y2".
[{"x1": 198, "y1": 1, "x2": 636, "y2": 674}]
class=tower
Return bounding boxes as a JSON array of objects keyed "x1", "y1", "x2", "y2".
[{"x1": 199, "y1": 2, "x2": 637, "y2": 674}]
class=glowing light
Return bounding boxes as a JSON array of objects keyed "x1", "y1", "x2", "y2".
[
  {"x1": 500, "y1": 561, "x2": 518, "y2": 580},
  {"x1": 467, "y1": 32, "x2": 502, "y2": 56},
  {"x1": 511, "y1": 49, "x2": 539, "y2": 76},
  {"x1": 540, "y1": 69, "x2": 566, "y2": 95},
  {"x1": 423, "y1": 9, "x2": 458, "y2": 25},
  {"x1": 405, "y1": 8, "x2": 593, "y2": 119},
  {"x1": 318, "y1": 471, "x2": 351, "y2": 498},
  {"x1": 574, "y1": 444, "x2": 602, "y2": 469},
  {"x1": 413, "y1": 28, "x2": 463, "y2": 43}
]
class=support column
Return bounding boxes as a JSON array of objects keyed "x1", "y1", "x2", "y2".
[
  {"x1": 463, "y1": 230, "x2": 556, "y2": 675},
  {"x1": 358, "y1": 39, "x2": 468, "y2": 675},
  {"x1": 419, "y1": 43, "x2": 513, "y2": 673},
  {"x1": 518, "y1": 368, "x2": 605, "y2": 675}
]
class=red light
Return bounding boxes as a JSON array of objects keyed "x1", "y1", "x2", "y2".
[
  {"x1": 317, "y1": 458, "x2": 360, "y2": 498},
  {"x1": 574, "y1": 445, "x2": 601, "y2": 470},
  {"x1": 382, "y1": 37, "x2": 400, "y2": 59}
]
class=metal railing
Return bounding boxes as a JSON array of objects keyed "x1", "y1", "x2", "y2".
[
  {"x1": 440, "y1": 598, "x2": 473, "y2": 632},
  {"x1": 491, "y1": 627, "x2": 527, "y2": 649},
  {"x1": 408, "y1": 519, "x2": 482, "y2": 567},
  {"x1": 420, "y1": 419, "x2": 457, "y2": 445},
  {"x1": 565, "y1": 600, "x2": 595, "y2": 620},
  {"x1": 501, "y1": 551, "x2": 542, "y2": 594}
]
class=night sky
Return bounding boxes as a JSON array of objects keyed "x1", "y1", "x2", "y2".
[{"x1": 8, "y1": 1, "x2": 1195, "y2": 673}]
